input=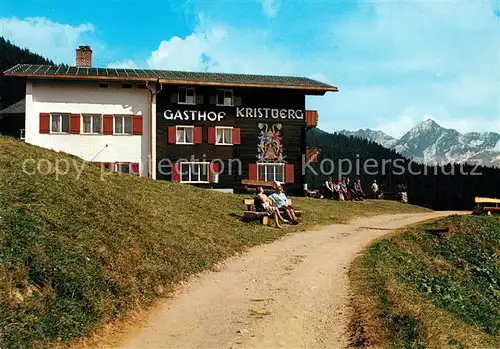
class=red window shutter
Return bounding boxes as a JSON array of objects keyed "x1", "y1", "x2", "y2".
[
  {"x1": 285, "y1": 164, "x2": 295, "y2": 183},
  {"x1": 168, "y1": 126, "x2": 176, "y2": 144},
  {"x1": 248, "y1": 164, "x2": 257, "y2": 180},
  {"x1": 70, "y1": 114, "x2": 80, "y2": 134},
  {"x1": 232, "y1": 128, "x2": 241, "y2": 145},
  {"x1": 39, "y1": 113, "x2": 50, "y2": 134},
  {"x1": 193, "y1": 127, "x2": 202, "y2": 144},
  {"x1": 210, "y1": 162, "x2": 220, "y2": 182},
  {"x1": 208, "y1": 127, "x2": 216, "y2": 144},
  {"x1": 131, "y1": 163, "x2": 140, "y2": 175},
  {"x1": 172, "y1": 162, "x2": 180, "y2": 181},
  {"x1": 103, "y1": 115, "x2": 114, "y2": 135},
  {"x1": 133, "y1": 115, "x2": 143, "y2": 135}
]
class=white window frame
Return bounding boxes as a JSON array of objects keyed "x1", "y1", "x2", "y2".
[
  {"x1": 176, "y1": 125, "x2": 194, "y2": 144},
  {"x1": 215, "y1": 126, "x2": 233, "y2": 145},
  {"x1": 50, "y1": 113, "x2": 70, "y2": 134},
  {"x1": 216, "y1": 89, "x2": 234, "y2": 106},
  {"x1": 178, "y1": 87, "x2": 196, "y2": 105},
  {"x1": 115, "y1": 163, "x2": 131, "y2": 174},
  {"x1": 114, "y1": 115, "x2": 133, "y2": 135},
  {"x1": 257, "y1": 163, "x2": 285, "y2": 182},
  {"x1": 82, "y1": 114, "x2": 102, "y2": 135},
  {"x1": 180, "y1": 162, "x2": 210, "y2": 183}
]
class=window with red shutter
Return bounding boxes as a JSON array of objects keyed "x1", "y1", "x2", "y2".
[
  {"x1": 232, "y1": 128, "x2": 241, "y2": 145},
  {"x1": 39, "y1": 113, "x2": 50, "y2": 134},
  {"x1": 70, "y1": 114, "x2": 80, "y2": 134},
  {"x1": 208, "y1": 127, "x2": 216, "y2": 144},
  {"x1": 131, "y1": 163, "x2": 140, "y2": 175},
  {"x1": 193, "y1": 127, "x2": 202, "y2": 144},
  {"x1": 172, "y1": 162, "x2": 181, "y2": 181},
  {"x1": 103, "y1": 115, "x2": 114, "y2": 135},
  {"x1": 210, "y1": 161, "x2": 221, "y2": 182},
  {"x1": 133, "y1": 115, "x2": 143, "y2": 135},
  {"x1": 168, "y1": 126, "x2": 177, "y2": 144},
  {"x1": 248, "y1": 164, "x2": 258, "y2": 180},
  {"x1": 285, "y1": 164, "x2": 295, "y2": 183}
]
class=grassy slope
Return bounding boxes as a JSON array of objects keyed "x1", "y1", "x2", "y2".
[
  {"x1": 349, "y1": 215, "x2": 500, "y2": 348},
  {"x1": 0, "y1": 137, "x2": 427, "y2": 347}
]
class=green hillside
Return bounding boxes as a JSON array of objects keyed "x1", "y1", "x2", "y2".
[
  {"x1": 350, "y1": 215, "x2": 500, "y2": 348},
  {"x1": 0, "y1": 137, "x2": 427, "y2": 347}
]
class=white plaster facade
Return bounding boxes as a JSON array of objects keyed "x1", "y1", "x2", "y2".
[{"x1": 25, "y1": 79, "x2": 156, "y2": 177}]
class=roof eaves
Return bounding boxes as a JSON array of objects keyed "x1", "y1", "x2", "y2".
[{"x1": 2, "y1": 64, "x2": 339, "y2": 92}]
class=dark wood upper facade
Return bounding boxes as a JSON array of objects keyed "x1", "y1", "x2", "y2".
[{"x1": 156, "y1": 85, "x2": 312, "y2": 193}]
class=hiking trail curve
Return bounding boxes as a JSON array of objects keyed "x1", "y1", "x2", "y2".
[{"x1": 117, "y1": 211, "x2": 465, "y2": 349}]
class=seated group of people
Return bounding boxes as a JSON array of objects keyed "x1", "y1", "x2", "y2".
[
  {"x1": 322, "y1": 177, "x2": 365, "y2": 201},
  {"x1": 254, "y1": 185, "x2": 299, "y2": 228}
]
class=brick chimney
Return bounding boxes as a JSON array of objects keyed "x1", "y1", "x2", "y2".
[{"x1": 76, "y1": 45, "x2": 92, "y2": 67}]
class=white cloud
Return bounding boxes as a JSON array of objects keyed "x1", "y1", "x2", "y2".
[
  {"x1": 147, "y1": 33, "x2": 211, "y2": 71},
  {"x1": 0, "y1": 17, "x2": 94, "y2": 64},
  {"x1": 107, "y1": 59, "x2": 140, "y2": 69},
  {"x1": 132, "y1": 18, "x2": 295, "y2": 75},
  {"x1": 260, "y1": 0, "x2": 280, "y2": 17}
]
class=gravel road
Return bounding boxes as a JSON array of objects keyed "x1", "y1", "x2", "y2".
[{"x1": 119, "y1": 212, "x2": 464, "y2": 349}]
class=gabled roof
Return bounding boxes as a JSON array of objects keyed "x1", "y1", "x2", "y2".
[
  {"x1": 3, "y1": 64, "x2": 338, "y2": 93},
  {"x1": 0, "y1": 98, "x2": 25, "y2": 115}
]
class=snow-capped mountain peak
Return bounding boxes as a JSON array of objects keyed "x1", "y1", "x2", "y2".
[
  {"x1": 337, "y1": 120, "x2": 500, "y2": 167},
  {"x1": 338, "y1": 128, "x2": 397, "y2": 148}
]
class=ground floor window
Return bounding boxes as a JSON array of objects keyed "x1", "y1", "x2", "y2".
[
  {"x1": 258, "y1": 163, "x2": 284, "y2": 182},
  {"x1": 180, "y1": 162, "x2": 210, "y2": 183},
  {"x1": 115, "y1": 163, "x2": 131, "y2": 174}
]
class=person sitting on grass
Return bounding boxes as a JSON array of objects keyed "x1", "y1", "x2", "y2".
[
  {"x1": 340, "y1": 177, "x2": 351, "y2": 201},
  {"x1": 333, "y1": 180, "x2": 344, "y2": 201},
  {"x1": 255, "y1": 186, "x2": 289, "y2": 228},
  {"x1": 353, "y1": 178, "x2": 365, "y2": 201},
  {"x1": 269, "y1": 185, "x2": 299, "y2": 225}
]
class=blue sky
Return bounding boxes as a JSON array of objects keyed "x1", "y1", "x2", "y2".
[{"x1": 1, "y1": 0, "x2": 499, "y2": 137}]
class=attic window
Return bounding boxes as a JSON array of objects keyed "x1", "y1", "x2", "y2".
[
  {"x1": 122, "y1": 83, "x2": 132, "y2": 89},
  {"x1": 98, "y1": 83, "x2": 108, "y2": 88}
]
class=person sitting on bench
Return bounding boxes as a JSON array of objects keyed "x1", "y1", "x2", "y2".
[
  {"x1": 269, "y1": 185, "x2": 299, "y2": 225},
  {"x1": 255, "y1": 186, "x2": 288, "y2": 228}
]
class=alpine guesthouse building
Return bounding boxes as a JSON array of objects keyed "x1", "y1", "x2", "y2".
[{"x1": 3, "y1": 46, "x2": 338, "y2": 193}]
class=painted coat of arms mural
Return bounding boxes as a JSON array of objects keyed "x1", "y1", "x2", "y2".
[{"x1": 257, "y1": 123, "x2": 284, "y2": 162}]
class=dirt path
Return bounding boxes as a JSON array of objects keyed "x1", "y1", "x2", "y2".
[{"x1": 119, "y1": 211, "x2": 464, "y2": 349}]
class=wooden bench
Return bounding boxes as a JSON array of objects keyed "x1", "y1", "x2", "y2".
[
  {"x1": 242, "y1": 197, "x2": 303, "y2": 225},
  {"x1": 473, "y1": 196, "x2": 500, "y2": 215},
  {"x1": 241, "y1": 179, "x2": 276, "y2": 194}
]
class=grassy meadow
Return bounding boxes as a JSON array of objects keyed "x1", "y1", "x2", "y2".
[
  {"x1": 349, "y1": 215, "x2": 500, "y2": 348},
  {"x1": 0, "y1": 136, "x2": 428, "y2": 347}
]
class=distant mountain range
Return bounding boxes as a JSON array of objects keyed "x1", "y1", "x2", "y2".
[{"x1": 338, "y1": 119, "x2": 500, "y2": 167}]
